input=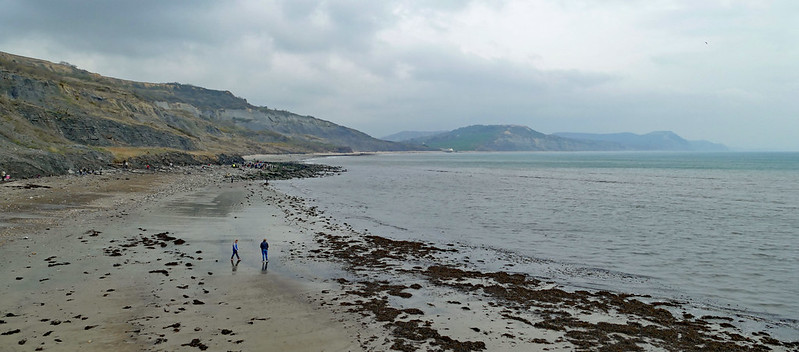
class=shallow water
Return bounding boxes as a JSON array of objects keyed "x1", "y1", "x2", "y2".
[{"x1": 272, "y1": 151, "x2": 799, "y2": 339}]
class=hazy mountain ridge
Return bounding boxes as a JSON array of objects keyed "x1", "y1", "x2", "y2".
[
  {"x1": 0, "y1": 51, "x2": 417, "y2": 178},
  {"x1": 406, "y1": 125, "x2": 619, "y2": 151},
  {"x1": 399, "y1": 126, "x2": 727, "y2": 152},
  {"x1": 381, "y1": 130, "x2": 449, "y2": 142},
  {"x1": 553, "y1": 131, "x2": 728, "y2": 151}
]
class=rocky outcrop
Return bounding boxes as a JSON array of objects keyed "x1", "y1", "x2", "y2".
[{"x1": 0, "y1": 146, "x2": 111, "y2": 179}]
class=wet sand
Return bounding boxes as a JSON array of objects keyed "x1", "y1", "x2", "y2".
[
  {"x1": 1, "y1": 163, "x2": 797, "y2": 351},
  {"x1": 0, "y1": 165, "x2": 361, "y2": 351}
]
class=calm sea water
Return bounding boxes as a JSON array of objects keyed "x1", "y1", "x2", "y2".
[{"x1": 272, "y1": 151, "x2": 799, "y2": 338}]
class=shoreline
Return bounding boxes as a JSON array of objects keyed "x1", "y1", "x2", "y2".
[
  {"x1": 1, "y1": 163, "x2": 797, "y2": 351},
  {"x1": 267, "y1": 179, "x2": 798, "y2": 351}
]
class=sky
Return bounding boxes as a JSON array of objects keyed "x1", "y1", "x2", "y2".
[{"x1": 1, "y1": 0, "x2": 797, "y2": 150}]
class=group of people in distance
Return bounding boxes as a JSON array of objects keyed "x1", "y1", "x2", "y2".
[{"x1": 231, "y1": 239, "x2": 269, "y2": 262}]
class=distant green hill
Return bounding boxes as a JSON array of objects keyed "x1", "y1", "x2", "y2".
[
  {"x1": 407, "y1": 125, "x2": 618, "y2": 151},
  {"x1": 0, "y1": 51, "x2": 420, "y2": 178},
  {"x1": 400, "y1": 126, "x2": 727, "y2": 152}
]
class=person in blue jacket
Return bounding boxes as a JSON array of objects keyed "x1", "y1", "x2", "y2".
[
  {"x1": 231, "y1": 239, "x2": 240, "y2": 260},
  {"x1": 260, "y1": 238, "x2": 269, "y2": 262}
]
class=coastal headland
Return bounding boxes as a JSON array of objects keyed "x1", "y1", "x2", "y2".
[{"x1": 1, "y1": 160, "x2": 796, "y2": 351}]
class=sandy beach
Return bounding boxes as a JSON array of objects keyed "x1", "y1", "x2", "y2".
[
  {"x1": 1, "y1": 162, "x2": 796, "y2": 351},
  {"x1": 0, "y1": 165, "x2": 365, "y2": 351}
]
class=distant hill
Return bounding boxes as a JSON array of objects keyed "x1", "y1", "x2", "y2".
[
  {"x1": 381, "y1": 130, "x2": 447, "y2": 142},
  {"x1": 0, "y1": 51, "x2": 420, "y2": 178},
  {"x1": 396, "y1": 126, "x2": 727, "y2": 152},
  {"x1": 553, "y1": 131, "x2": 728, "y2": 151},
  {"x1": 406, "y1": 125, "x2": 618, "y2": 151}
]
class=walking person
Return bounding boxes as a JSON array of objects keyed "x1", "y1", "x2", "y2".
[
  {"x1": 260, "y1": 238, "x2": 269, "y2": 262},
  {"x1": 231, "y1": 239, "x2": 240, "y2": 261}
]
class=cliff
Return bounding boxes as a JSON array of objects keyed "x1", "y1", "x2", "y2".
[{"x1": 0, "y1": 51, "x2": 416, "y2": 178}]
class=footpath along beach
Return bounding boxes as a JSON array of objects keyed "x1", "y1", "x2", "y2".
[{"x1": 1, "y1": 160, "x2": 797, "y2": 352}]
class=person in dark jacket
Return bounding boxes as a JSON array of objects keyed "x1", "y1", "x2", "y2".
[
  {"x1": 260, "y1": 239, "x2": 269, "y2": 262},
  {"x1": 231, "y1": 239, "x2": 240, "y2": 261}
]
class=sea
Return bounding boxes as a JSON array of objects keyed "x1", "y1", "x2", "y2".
[{"x1": 271, "y1": 151, "x2": 799, "y2": 340}]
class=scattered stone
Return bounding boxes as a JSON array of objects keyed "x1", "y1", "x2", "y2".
[{"x1": 181, "y1": 338, "x2": 208, "y2": 350}]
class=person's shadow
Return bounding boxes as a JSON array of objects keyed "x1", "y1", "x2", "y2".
[
  {"x1": 231, "y1": 259, "x2": 241, "y2": 273},
  {"x1": 261, "y1": 261, "x2": 268, "y2": 273}
]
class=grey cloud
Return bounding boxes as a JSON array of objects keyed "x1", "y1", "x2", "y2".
[
  {"x1": 260, "y1": 0, "x2": 480, "y2": 54},
  {"x1": 383, "y1": 45, "x2": 617, "y2": 108},
  {"x1": 242, "y1": 1, "x2": 393, "y2": 54},
  {"x1": 0, "y1": 1, "x2": 393, "y2": 58},
  {"x1": 1, "y1": 0, "x2": 226, "y2": 56}
]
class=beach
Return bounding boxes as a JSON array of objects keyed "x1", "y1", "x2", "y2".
[
  {"x1": 1, "y1": 161, "x2": 796, "y2": 351},
  {"x1": 0, "y1": 164, "x2": 365, "y2": 351}
]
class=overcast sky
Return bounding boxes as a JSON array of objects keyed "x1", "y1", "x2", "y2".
[{"x1": 2, "y1": 1, "x2": 797, "y2": 150}]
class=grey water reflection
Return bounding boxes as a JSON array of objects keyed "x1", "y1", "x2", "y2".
[{"x1": 165, "y1": 190, "x2": 245, "y2": 217}]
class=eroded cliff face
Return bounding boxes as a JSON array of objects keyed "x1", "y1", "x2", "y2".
[
  {"x1": 0, "y1": 62, "x2": 226, "y2": 177},
  {"x1": 0, "y1": 51, "x2": 416, "y2": 178},
  {"x1": 212, "y1": 108, "x2": 412, "y2": 152}
]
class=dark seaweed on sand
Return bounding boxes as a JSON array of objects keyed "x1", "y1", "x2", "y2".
[{"x1": 303, "y1": 225, "x2": 794, "y2": 351}]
